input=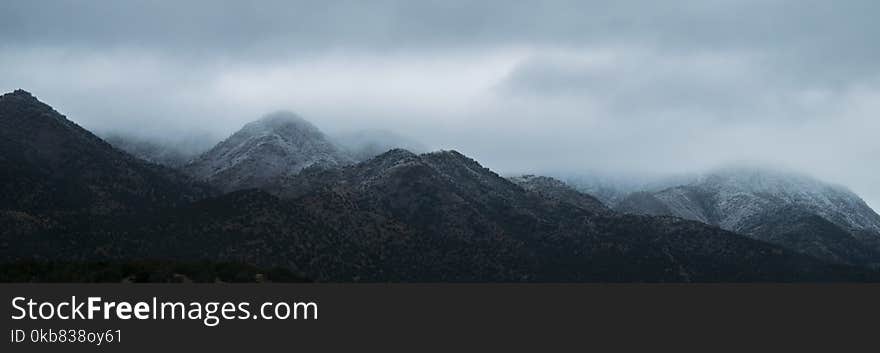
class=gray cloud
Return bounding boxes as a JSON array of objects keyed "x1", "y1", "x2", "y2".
[{"x1": 1, "y1": 0, "x2": 879, "y2": 208}]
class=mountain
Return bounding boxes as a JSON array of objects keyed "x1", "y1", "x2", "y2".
[
  {"x1": 184, "y1": 111, "x2": 354, "y2": 192},
  {"x1": 0, "y1": 89, "x2": 210, "y2": 215},
  {"x1": 508, "y1": 175, "x2": 609, "y2": 214},
  {"x1": 616, "y1": 166, "x2": 880, "y2": 265}
]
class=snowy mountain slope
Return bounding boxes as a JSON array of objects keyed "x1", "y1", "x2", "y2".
[
  {"x1": 616, "y1": 166, "x2": 880, "y2": 264},
  {"x1": 184, "y1": 111, "x2": 354, "y2": 192},
  {"x1": 653, "y1": 167, "x2": 880, "y2": 232}
]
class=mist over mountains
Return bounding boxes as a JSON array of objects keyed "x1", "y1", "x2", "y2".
[
  {"x1": 5, "y1": 0, "x2": 880, "y2": 218},
  {"x1": 3, "y1": 90, "x2": 880, "y2": 282},
  {"x1": 103, "y1": 133, "x2": 214, "y2": 169}
]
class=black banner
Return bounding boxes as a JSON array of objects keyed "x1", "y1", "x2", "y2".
[{"x1": 1, "y1": 284, "x2": 876, "y2": 351}]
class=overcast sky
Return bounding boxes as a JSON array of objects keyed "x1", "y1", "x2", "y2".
[{"x1": 1, "y1": 0, "x2": 878, "y2": 208}]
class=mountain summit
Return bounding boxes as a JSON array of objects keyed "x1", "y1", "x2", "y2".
[{"x1": 184, "y1": 111, "x2": 354, "y2": 192}]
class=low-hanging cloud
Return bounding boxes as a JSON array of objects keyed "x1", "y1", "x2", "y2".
[{"x1": 1, "y1": 0, "x2": 879, "y2": 208}]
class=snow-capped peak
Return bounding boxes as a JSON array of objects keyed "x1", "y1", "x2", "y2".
[
  {"x1": 623, "y1": 165, "x2": 880, "y2": 233},
  {"x1": 184, "y1": 111, "x2": 354, "y2": 192}
]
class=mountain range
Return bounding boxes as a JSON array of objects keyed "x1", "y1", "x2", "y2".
[{"x1": 2, "y1": 89, "x2": 879, "y2": 281}]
